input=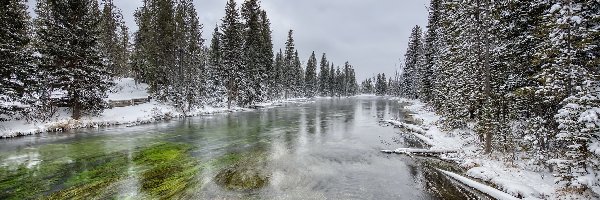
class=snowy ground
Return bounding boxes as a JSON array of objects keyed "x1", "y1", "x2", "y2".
[
  {"x1": 0, "y1": 78, "x2": 312, "y2": 138},
  {"x1": 388, "y1": 98, "x2": 576, "y2": 200}
]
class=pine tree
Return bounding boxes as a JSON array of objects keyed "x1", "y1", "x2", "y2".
[
  {"x1": 304, "y1": 51, "x2": 318, "y2": 98},
  {"x1": 361, "y1": 78, "x2": 374, "y2": 94},
  {"x1": 99, "y1": 0, "x2": 130, "y2": 77},
  {"x1": 153, "y1": 0, "x2": 177, "y2": 99},
  {"x1": 329, "y1": 63, "x2": 335, "y2": 97},
  {"x1": 0, "y1": 0, "x2": 36, "y2": 121},
  {"x1": 401, "y1": 25, "x2": 424, "y2": 99},
  {"x1": 318, "y1": 53, "x2": 330, "y2": 96},
  {"x1": 171, "y1": 0, "x2": 205, "y2": 112},
  {"x1": 260, "y1": 11, "x2": 275, "y2": 100},
  {"x1": 544, "y1": 0, "x2": 600, "y2": 192},
  {"x1": 131, "y1": 0, "x2": 153, "y2": 84},
  {"x1": 240, "y1": 0, "x2": 263, "y2": 105},
  {"x1": 375, "y1": 73, "x2": 388, "y2": 96},
  {"x1": 553, "y1": 81, "x2": 600, "y2": 190},
  {"x1": 293, "y1": 50, "x2": 305, "y2": 97},
  {"x1": 35, "y1": 0, "x2": 113, "y2": 120},
  {"x1": 220, "y1": 0, "x2": 243, "y2": 108},
  {"x1": 131, "y1": 0, "x2": 177, "y2": 98},
  {"x1": 283, "y1": 30, "x2": 296, "y2": 99},
  {"x1": 273, "y1": 49, "x2": 285, "y2": 99},
  {"x1": 334, "y1": 67, "x2": 342, "y2": 97},
  {"x1": 421, "y1": 0, "x2": 441, "y2": 103},
  {"x1": 207, "y1": 25, "x2": 227, "y2": 106}
]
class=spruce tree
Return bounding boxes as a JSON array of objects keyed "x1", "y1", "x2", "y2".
[
  {"x1": 35, "y1": 0, "x2": 113, "y2": 120},
  {"x1": 304, "y1": 51, "x2": 318, "y2": 98},
  {"x1": 318, "y1": 53, "x2": 330, "y2": 96},
  {"x1": 172, "y1": 0, "x2": 204, "y2": 112},
  {"x1": 260, "y1": 11, "x2": 275, "y2": 100},
  {"x1": 131, "y1": 0, "x2": 153, "y2": 84},
  {"x1": 293, "y1": 50, "x2": 305, "y2": 97},
  {"x1": 240, "y1": 0, "x2": 263, "y2": 105},
  {"x1": 334, "y1": 67, "x2": 342, "y2": 97},
  {"x1": 220, "y1": 0, "x2": 243, "y2": 108},
  {"x1": 153, "y1": 0, "x2": 176, "y2": 99},
  {"x1": 99, "y1": 0, "x2": 129, "y2": 77},
  {"x1": 273, "y1": 49, "x2": 285, "y2": 99},
  {"x1": 0, "y1": 0, "x2": 35, "y2": 121},
  {"x1": 283, "y1": 30, "x2": 296, "y2": 98},
  {"x1": 401, "y1": 25, "x2": 424, "y2": 99},
  {"x1": 329, "y1": 63, "x2": 335, "y2": 97},
  {"x1": 207, "y1": 25, "x2": 227, "y2": 106},
  {"x1": 422, "y1": 0, "x2": 441, "y2": 103}
]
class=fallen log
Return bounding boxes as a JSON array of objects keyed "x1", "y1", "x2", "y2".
[
  {"x1": 381, "y1": 148, "x2": 458, "y2": 156},
  {"x1": 438, "y1": 169, "x2": 519, "y2": 200},
  {"x1": 383, "y1": 120, "x2": 428, "y2": 134}
]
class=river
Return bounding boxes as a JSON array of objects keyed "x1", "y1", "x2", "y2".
[{"x1": 0, "y1": 97, "x2": 477, "y2": 199}]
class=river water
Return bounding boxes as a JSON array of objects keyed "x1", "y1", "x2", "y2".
[{"x1": 0, "y1": 97, "x2": 475, "y2": 199}]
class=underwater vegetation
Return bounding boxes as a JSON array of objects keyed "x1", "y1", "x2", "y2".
[
  {"x1": 0, "y1": 140, "x2": 201, "y2": 200},
  {"x1": 133, "y1": 142, "x2": 200, "y2": 199},
  {"x1": 214, "y1": 150, "x2": 271, "y2": 191}
]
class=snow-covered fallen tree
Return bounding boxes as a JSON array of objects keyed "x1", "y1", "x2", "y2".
[
  {"x1": 383, "y1": 119, "x2": 428, "y2": 134},
  {"x1": 438, "y1": 169, "x2": 520, "y2": 200},
  {"x1": 381, "y1": 148, "x2": 458, "y2": 157}
]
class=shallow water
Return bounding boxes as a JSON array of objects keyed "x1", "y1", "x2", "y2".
[{"x1": 0, "y1": 97, "x2": 473, "y2": 199}]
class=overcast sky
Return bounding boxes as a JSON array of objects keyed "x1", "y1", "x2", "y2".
[{"x1": 27, "y1": 0, "x2": 430, "y2": 81}]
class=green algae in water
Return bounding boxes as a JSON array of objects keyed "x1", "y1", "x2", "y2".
[
  {"x1": 0, "y1": 152, "x2": 130, "y2": 200},
  {"x1": 0, "y1": 137, "x2": 137, "y2": 200},
  {"x1": 46, "y1": 153, "x2": 130, "y2": 200},
  {"x1": 214, "y1": 150, "x2": 271, "y2": 191},
  {"x1": 133, "y1": 142, "x2": 200, "y2": 199},
  {"x1": 0, "y1": 163, "x2": 64, "y2": 200}
]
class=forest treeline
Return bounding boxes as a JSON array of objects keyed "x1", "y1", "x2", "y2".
[
  {"x1": 364, "y1": 0, "x2": 599, "y2": 195},
  {"x1": 0, "y1": 0, "x2": 359, "y2": 121}
]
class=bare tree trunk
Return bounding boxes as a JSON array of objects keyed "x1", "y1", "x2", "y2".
[
  {"x1": 72, "y1": 92, "x2": 81, "y2": 120},
  {"x1": 475, "y1": 0, "x2": 492, "y2": 154},
  {"x1": 227, "y1": 78, "x2": 232, "y2": 109}
]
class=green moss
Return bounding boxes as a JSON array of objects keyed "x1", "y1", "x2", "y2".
[
  {"x1": 213, "y1": 151, "x2": 270, "y2": 191},
  {"x1": 133, "y1": 142, "x2": 200, "y2": 199},
  {"x1": 0, "y1": 152, "x2": 131, "y2": 200},
  {"x1": 47, "y1": 153, "x2": 129, "y2": 200},
  {"x1": 0, "y1": 160, "x2": 68, "y2": 200},
  {"x1": 0, "y1": 135, "x2": 175, "y2": 200}
]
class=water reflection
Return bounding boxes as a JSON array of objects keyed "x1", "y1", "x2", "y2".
[{"x1": 1, "y1": 97, "x2": 449, "y2": 199}]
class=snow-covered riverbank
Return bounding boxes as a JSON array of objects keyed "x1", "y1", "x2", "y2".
[
  {"x1": 388, "y1": 98, "x2": 594, "y2": 200},
  {"x1": 0, "y1": 78, "x2": 312, "y2": 138}
]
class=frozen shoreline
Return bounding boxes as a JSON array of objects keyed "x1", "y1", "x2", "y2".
[
  {"x1": 0, "y1": 98, "x2": 313, "y2": 139},
  {"x1": 0, "y1": 78, "x2": 318, "y2": 139},
  {"x1": 388, "y1": 98, "x2": 571, "y2": 199}
]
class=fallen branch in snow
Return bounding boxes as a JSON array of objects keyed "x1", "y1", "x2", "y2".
[
  {"x1": 438, "y1": 169, "x2": 519, "y2": 200},
  {"x1": 410, "y1": 132, "x2": 435, "y2": 146},
  {"x1": 381, "y1": 148, "x2": 458, "y2": 157},
  {"x1": 383, "y1": 119, "x2": 436, "y2": 146},
  {"x1": 383, "y1": 119, "x2": 428, "y2": 134}
]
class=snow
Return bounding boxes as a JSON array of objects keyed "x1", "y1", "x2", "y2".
[
  {"x1": 387, "y1": 98, "x2": 575, "y2": 199},
  {"x1": 0, "y1": 78, "x2": 309, "y2": 138},
  {"x1": 571, "y1": 16, "x2": 582, "y2": 24},
  {"x1": 383, "y1": 119, "x2": 428, "y2": 134},
  {"x1": 550, "y1": 4, "x2": 562, "y2": 13},
  {"x1": 466, "y1": 163, "x2": 555, "y2": 199},
  {"x1": 106, "y1": 78, "x2": 149, "y2": 101},
  {"x1": 439, "y1": 169, "x2": 520, "y2": 200}
]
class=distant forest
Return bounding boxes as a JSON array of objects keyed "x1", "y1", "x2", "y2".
[{"x1": 1, "y1": 0, "x2": 359, "y2": 121}]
